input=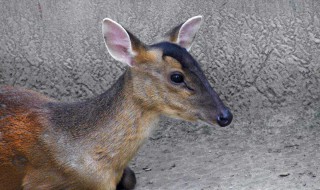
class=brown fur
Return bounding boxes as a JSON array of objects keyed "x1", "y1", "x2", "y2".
[
  {"x1": 0, "y1": 74, "x2": 158, "y2": 190},
  {"x1": 0, "y1": 18, "x2": 231, "y2": 190},
  {"x1": 0, "y1": 86, "x2": 54, "y2": 189}
]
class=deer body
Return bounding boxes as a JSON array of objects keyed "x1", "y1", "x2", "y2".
[
  {"x1": 1, "y1": 70, "x2": 160, "y2": 189},
  {"x1": 0, "y1": 16, "x2": 232, "y2": 190},
  {"x1": 1, "y1": 71, "x2": 158, "y2": 189}
]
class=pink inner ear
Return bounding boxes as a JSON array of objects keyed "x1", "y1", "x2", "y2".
[
  {"x1": 178, "y1": 17, "x2": 202, "y2": 50},
  {"x1": 106, "y1": 22, "x2": 130, "y2": 46},
  {"x1": 103, "y1": 19, "x2": 134, "y2": 66}
]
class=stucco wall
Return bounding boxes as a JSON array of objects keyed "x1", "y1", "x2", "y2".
[
  {"x1": 1, "y1": 0, "x2": 319, "y2": 115},
  {"x1": 1, "y1": 0, "x2": 320, "y2": 189}
]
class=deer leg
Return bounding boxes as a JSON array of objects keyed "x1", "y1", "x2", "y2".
[{"x1": 116, "y1": 166, "x2": 136, "y2": 190}]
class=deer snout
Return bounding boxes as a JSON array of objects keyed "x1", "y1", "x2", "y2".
[{"x1": 216, "y1": 108, "x2": 233, "y2": 127}]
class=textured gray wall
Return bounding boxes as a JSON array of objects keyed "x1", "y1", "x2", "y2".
[
  {"x1": 1, "y1": 0, "x2": 320, "y2": 189},
  {"x1": 1, "y1": 0, "x2": 319, "y2": 113}
]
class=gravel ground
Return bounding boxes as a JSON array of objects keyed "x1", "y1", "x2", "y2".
[{"x1": 132, "y1": 106, "x2": 320, "y2": 190}]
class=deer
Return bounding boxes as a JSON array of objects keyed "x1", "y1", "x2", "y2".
[{"x1": 0, "y1": 15, "x2": 233, "y2": 190}]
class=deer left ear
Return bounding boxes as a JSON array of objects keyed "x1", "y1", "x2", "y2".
[
  {"x1": 102, "y1": 18, "x2": 146, "y2": 67},
  {"x1": 166, "y1": 15, "x2": 203, "y2": 51}
]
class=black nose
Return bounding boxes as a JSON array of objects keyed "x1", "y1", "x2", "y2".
[{"x1": 217, "y1": 108, "x2": 233, "y2": 127}]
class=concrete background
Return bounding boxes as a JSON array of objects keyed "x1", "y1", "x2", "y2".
[{"x1": 1, "y1": 0, "x2": 320, "y2": 189}]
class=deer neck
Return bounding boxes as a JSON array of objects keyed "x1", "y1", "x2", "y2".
[
  {"x1": 47, "y1": 69, "x2": 160, "y2": 171},
  {"x1": 88, "y1": 69, "x2": 160, "y2": 169}
]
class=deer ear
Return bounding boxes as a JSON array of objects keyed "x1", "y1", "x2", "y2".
[
  {"x1": 102, "y1": 18, "x2": 137, "y2": 67},
  {"x1": 166, "y1": 15, "x2": 203, "y2": 51}
]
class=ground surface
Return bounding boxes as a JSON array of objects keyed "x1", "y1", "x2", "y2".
[{"x1": 132, "y1": 106, "x2": 320, "y2": 190}]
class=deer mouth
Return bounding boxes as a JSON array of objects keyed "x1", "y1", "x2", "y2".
[{"x1": 196, "y1": 109, "x2": 233, "y2": 127}]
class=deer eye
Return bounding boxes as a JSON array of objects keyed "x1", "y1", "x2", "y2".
[{"x1": 170, "y1": 72, "x2": 184, "y2": 84}]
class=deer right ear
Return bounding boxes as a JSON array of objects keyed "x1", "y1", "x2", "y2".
[
  {"x1": 166, "y1": 15, "x2": 203, "y2": 51},
  {"x1": 102, "y1": 18, "x2": 137, "y2": 67}
]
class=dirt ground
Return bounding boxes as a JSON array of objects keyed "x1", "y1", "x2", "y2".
[{"x1": 131, "y1": 106, "x2": 320, "y2": 190}]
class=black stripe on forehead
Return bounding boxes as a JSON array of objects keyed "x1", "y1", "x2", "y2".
[
  {"x1": 150, "y1": 42, "x2": 214, "y2": 93},
  {"x1": 150, "y1": 42, "x2": 201, "y2": 71}
]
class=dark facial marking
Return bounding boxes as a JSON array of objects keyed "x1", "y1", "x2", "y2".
[
  {"x1": 150, "y1": 42, "x2": 201, "y2": 71},
  {"x1": 150, "y1": 42, "x2": 226, "y2": 110},
  {"x1": 150, "y1": 42, "x2": 210, "y2": 91}
]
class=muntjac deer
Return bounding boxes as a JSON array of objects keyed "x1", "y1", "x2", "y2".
[{"x1": 0, "y1": 16, "x2": 233, "y2": 190}]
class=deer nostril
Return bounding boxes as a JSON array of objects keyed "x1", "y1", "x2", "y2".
[{"x1": 217, "y1": 108, "x2": 233, "y2": 127}]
